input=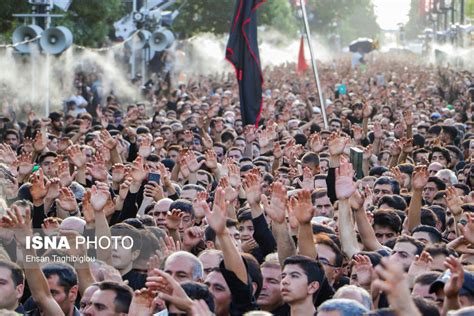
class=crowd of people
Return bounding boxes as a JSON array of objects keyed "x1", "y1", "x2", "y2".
[{"x1": 0, "y1": 52, "x2": 472, "y2": 316}]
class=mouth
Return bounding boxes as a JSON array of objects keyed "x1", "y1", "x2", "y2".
[{"x1": 280, "y1": 289, "x2": 290, "y2": 295}]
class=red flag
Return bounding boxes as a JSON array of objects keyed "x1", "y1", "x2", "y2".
[{"x1": 297, "y1": 35, "x2": 308, "y2": 74}]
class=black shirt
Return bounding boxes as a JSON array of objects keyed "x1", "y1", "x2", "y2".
[{"x1": 122, "y1": 269, "x2": 147, "y2": 290}]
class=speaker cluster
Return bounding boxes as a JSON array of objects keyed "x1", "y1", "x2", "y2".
[{"x1": 12, "y1": 24, "x2": 73, "y2": 54}]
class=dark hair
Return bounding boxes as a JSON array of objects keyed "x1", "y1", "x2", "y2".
[
  {"x1": 425, "y1": 243, "x2": 457, "y2": 259},
  {"x1": 414, "y1": 271, "x2": 442, "y2": 286},
  {"x1": 374, "y1": 176, "x2": 400, "y2": 195},
  {"x1": 237, "y1": 211, "x2": 253, "y2": 223},
  {"x1": 377, "y1": 195, "x2": 407, "y2": 211},
  {"x1": 38, "y1": 151, "x2": 58, "y2": 164},
  {"x1": 169, "y1": 199, "x2": 195, "y2": 218},
  {"x1": 221, "y1": 131, "x2": 235, "y2": 144},
  {"x1": 412, "y1": 225, "x2": 442, "y2": 243},
  {"x1": 420, "y1": 208, "x2": 437, "y2": 227},
  {"x1": 312, "y1": 224, "x2": 335, "y2": 235},
  {"x1": 0, "y1": 260, "x2": 24, "y2": 287},
  {"x1": 397, "y1": 163, "x2": 414, "y2": 175},
  {"x1": 242, "y1": 253, "x2": 263, "y2": 299},
  {"x1": 427, "y1": 176, "x2": 446, "y2": 191},
  {"x1": 373, "y1": 210, "x2": 402, "y2": 234},
  {"x1": 429, "y1": 146, "x2": 451, "y2": 165},
  {"x1": 428, "y1": 205, "x2": 446, "y2": 232},
  {"x1": 454, "y1": 183, "x2": 470, "y2": 196},
  {"x1": 97, "y1": 281, "x2": 133, "y2": 314},
  {"x1": 302, "y1": 152, "x2": 320, "y2": 167},
  {"x1": 42, "y1": 263, "x2": 78, "y2": 294},
  {"x1": 181, "y1": 282, "x2": 215, "y2": 312},
  {"x1": 135, "y1": 229, "x2": 161, "y2": 263},
  {"x1": 395, "y1": 235, "x2": 425, "y2": 255},
  {"x1": 315, "y1": 234, "x2": 344, "y2": 267},
  {"x1": 283, "y1": 255, "x2": 325, "y2": 286},
  {"x1": 369, "y1": 166, "x2": 389, "y2": 177},
  {"x1": 110, "y1": 223, "x2": 143, "y2": 252},
  {"x1": 294, "y1": 134, "x2": 307, "y2": 146},
  {"x1": 412, "y1": 296, "x2": 440, "y2": 316},
  {"x1": 204, "y1": 219, "x2": 237, "y2": 243}
]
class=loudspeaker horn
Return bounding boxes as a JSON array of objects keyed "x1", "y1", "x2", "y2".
[
  {"x1": 12, "y1": 25, "x2": 43, "y2": 53},
  {"x1": 149, "y1": 27, "x2": 175, "y2": 52},
  {"x1": 40, "y1": 26, "x2": 73, "y2": 54},
  {"x1": 127, "y1": 30, "x2": 151, "y2": 50}
]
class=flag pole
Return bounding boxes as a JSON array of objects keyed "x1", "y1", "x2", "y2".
[{"x1": 300, "y1": 0, "x2": 328, "y2": 129}]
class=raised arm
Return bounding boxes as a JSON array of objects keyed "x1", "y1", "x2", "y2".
[
  {"x1": 2, "y1": 206, "x2": 63, "y2": 316},
  {"x1": 407, "y1": 165, "x2": 428, "y2": 232},
  {"x1": 289, "y1": 189, "x2": 317, "y2": 259},
  {"x1": 336, "y1": 161, "x2": 360, "y2": 258}
]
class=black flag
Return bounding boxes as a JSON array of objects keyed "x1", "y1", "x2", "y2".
[{"x1": 225, "y1": 0, "x2": 266, "y2": 127}]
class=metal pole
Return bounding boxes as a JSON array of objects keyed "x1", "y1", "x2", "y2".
[
  {"x1": 460, "y1": 0, "x2": 465, "y2": 24},
  {"x1": 131, "y1": 0, "x2": 137, "y2": 80},
  {"x1": 300, "y1": 0, "x2": 328, "y2": 129},
  {"x1": 45, "y1": 0, "x2": 52, "y2": 116},
  {"x1": 142, "y1": 47, "x2": 146, "y2": 86}
]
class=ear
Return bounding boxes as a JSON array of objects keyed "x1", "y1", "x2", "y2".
[
  {"x1": 307, "y1": 281, "x2": 320, "y2": 295},
  {"x1": 131, "y1": 249, "x2": 141, "y2": 261},
  {"x1": 15, "y1": 284, "x2": 24, "y2": 300},
  {"x1": 251, "y1": 282, "x2": 258, "y2": 296},
  {"x1": 68, "y1": 285, "x2": 79, "y2": 302}
]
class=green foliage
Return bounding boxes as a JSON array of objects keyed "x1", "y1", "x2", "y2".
[
  {"x1": 172, "y1": 0, "x2": 296, "y2": 38},
  {"x1": 405, "y1": 0, "x2": 425, "y2": 39}
]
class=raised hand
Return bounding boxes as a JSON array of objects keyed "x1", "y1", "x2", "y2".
[
  {"x1": 146, "y1": 269, "x2": 193, "y2": 312},
  {"x1": 118, "y1": 178, "x2": 132, "y2": 200},
  {"x1": 243, "y1": 125, "x2": 257, "y2": 143},
  {"x1": 79, "y1": 119, "x2": 91, "y2": 135},
  {"x1": 353, "y1": 125, "x2": 363, "y2": 141},
  {"x1": 408, "y1": 251, "x2": 433, "y2": 281},
  {"x1": 33, "y1": 131, "x2": 47, "y2": 152},
  {"x1": 183, "y1": 226, "x2": 204, "y2": 250},
  {"x1": 308, "y1": 133, "x2": 324, "y2": 153},
  {"x1": 192, "y1": 192, "x2": 209, "y2": 219},
  {"x1": 204, "y1": 187, "x2": 228, "y2": 235},
  {"x1": 0, "y1": 144, "x2": 17, "y2": 165},
  {"x1": 153, "y1": 136, "x2": 165, "y2": 151},
  {"x1": 86, "y1": 153, "x2": 108, "y2": 182},
  {"x1": 41, "y1": 217, "x2": 60, "y2": 236},
  {"x1": 58, "y1": 161, "x2": 76, "y2": 187},
  {"x1": 57, "y1": 138, "x2": 72, "y2": 154},
  {"x1": 129, "y1": 156, "x2": 148, "y2": 183},
  {"x1": 403, "y1": 110, "x2": 414, "y2": 126},
  {"x1": 111, "y1": 163, "x2": 126, "y2": 183},
  {"x1": 90, "y1": 183, "x2": 111, "y2": 212},
  {"x1": 67, "y1": 145, "x2": 87, "y2": 168},
  {"x1": 166, "y1": 209, "x2": 184, "y2": 231},
  {"x1": 328, "y1": 132, "x2": 348, "y2": 156},
  {"x1": 443, "y1": 256, "x2": 464, "y2": 299},
  {"x1": 261, "y1": 182, "x2": 287, "y2": 224},
  {"x1": 128, "y1": 288, "x2": 155, "y2": 316},
  {"x1": 17, "y1": 152, "x2": 34, "y2": 176},
  {"x1": 138, "y1": 136, "x2": 152, "y2": 158},
  {"x1": 204, "y1": 150, "x2": 218, "y2": 170},
  {"x1": 351, "y1": 254, "x2": 373, "y2": 287},
  {"x1": 412, "y1": 165, "x2": 428, "y2": 191},
  {"x1": 446, "y1": 186, "x2": 463, "y2": 217},
  {"x1": 289, "y1": 189, "x2": 313, "y2": 225},
  {"x1": 373, "y1": 121, "x2": 383, "y2": 139},
  {"x1": 0, "y1": 205, "x2": 32, "y2": 247},
  {"x1": 45, "y1": 178, "x2": 61, "y2": 201},
  {"x1": 389, "y1": 139, "x2": 401, "y2": 156},
  {"x1": 218, "y1": 177, "x2": 239, "y2": 202},
  {"x1": 82, "y1": 190, "x2": 95, "y2": 224},
  {"x1": 296, "y1": 167, "x2": 314, "y2": 190},
  {"x1": 227, "y1": 162, "x2": 241, "y2": 188},
  {"x1": 144, "y1": 182, "x2": 164, "y2": 202},
  {"x1": 184, "y1": 151, "x2": 202, "y2": 173},
  {"x1": 56, "y1": 187, "x2": 78, "y2": 213},
  {"x1": 243, "y1": 172, "x2": 262, "y2": 206},
  {"x1": 336, "y1": 161, "x2": 356, "y2": 200},
  {"x1": 29, "y1": 169, "x2": 49, "y2": 204}
]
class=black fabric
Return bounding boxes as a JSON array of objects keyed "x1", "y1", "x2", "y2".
[
  {"x1": 225, "y1": 0, "x2": 266, "y2": 126},
  {"x1": 219, "y1": 259, "x2": 259, "y2": 315},
  {"x1": 122, "y1": 269, "x2": 147, "y2": 291}
]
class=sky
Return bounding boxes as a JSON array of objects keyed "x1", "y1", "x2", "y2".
[{"x1": 373, "y1": 0, "x2": 412, "y2": 30}]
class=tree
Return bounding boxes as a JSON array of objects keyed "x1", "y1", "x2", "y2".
[
  {"x1": 405, "y1": 0, "x2": 427, "y2": 40},
  {"x1": 172, "y1": 0, "x2": 297, "y2": 38}
]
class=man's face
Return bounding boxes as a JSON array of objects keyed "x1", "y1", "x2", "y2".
[
  {"x1": 373, "y1": 183, "x2": 393, "y2": 204},
  {"x1": 234, "y1": 139, "x2": 246, "y2": 153},
  {"x1": 177, "y1": 212, "x2": 194, "y2": 235},
  {"x1": 412, "y1": 231, "x2": 435, "y2": 246},
  {"x1": 161, "y1": 129, "x2": 173, "y2": 141},
  {"x1": 314, "y1": 195, "x2": 333, "y2": 218},
  {"x1": 412, "y1": 283, "x2": 437, "y2": 302},
  {"x1": 0, "y1": 267, "x2": 23, "y2": 310},
  {"x1": 198, "y1": 252, "x2": 221, "y2": 277},
  {"x1": 373, "y1": 225, "x2": 398, "y2": 245},
  {"x1": 41, "y1": 156, "x2": 56, "y2": 178},
  {"x1": 205, "y1": 271, "x2": 231, "y2": 316},
  {"x1": 258, "y1": 266, "x2": 283, "y2": 311},
  {"x1": 80, "y1": 285, "x2": 99, "y2": 314},
  {"x1": 47, "y1": 274, "x2": 77, "y2": 315},
  {"x1": 83, "y1": 289, "x2": 119, "y2": 316},
  {"x1": 52, "y1": 119, "x2": 64, "y2": 130},
  {"x1": 150, "y1": 202, "x2": 169, "y2": 228},
  {"x1": 213, "y1": 146, "x2": 225, "y2": 162},
  {"x1": 316, "y1": 244, "x2": 338, "y2": 285},
  {"x1": 227, "y1": 149, "x2": 242, "y2": 162},
  {"x1": 180, "y1": 188, "x2": 198, "y2": 202},
  {"x1": 164, "y1": 256, "x2": 196, "y2": 283},
  {"x1": 280, "y1": 264, "x2": 317, "y2": 304},
  {"x1": 4, "y1": 134, "x2": 18, "y2": 148},
  {"x1": 422, "y1": 181, "x2": 438, "y2": 203},
  {"x1": 330, "y1": 121, "x2": 341, "y2": 133},
  {"x1": 431, "y1": 152, "x2": 447, "y2": 167},
  {"x1": 390, "y1": 241, "x2": 418, "y2": 271}
]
